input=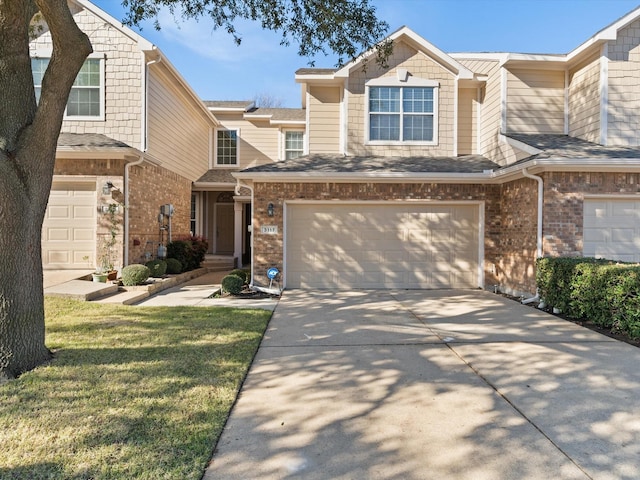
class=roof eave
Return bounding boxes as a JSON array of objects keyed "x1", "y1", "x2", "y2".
[{"x1": 233, "y1": 171, "x2": 493, "y2": 183}]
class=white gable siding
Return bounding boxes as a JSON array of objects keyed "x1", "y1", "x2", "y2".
[
  {"x1": 146, "y1": 67, "x2": 211, "y2": 180},
  {"x1": 30, "y1": 7, "x2": 143, "y2": 149},
  {"x1": 346, "y1": 42, "x2": 456, "y2": 156},
  {"x1": 506, "y1": 68, "x2": 565, "y2": 134},
  {"x1": 568, "y1": 53, "x2": 601, "y2": 143}
]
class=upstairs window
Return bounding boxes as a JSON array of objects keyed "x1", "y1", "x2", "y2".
[
  {"x1": 32, "y1": 57, "x2": 104, "y2": 120},
  {"x1": 216, "y1": 130, "x2": 238, "y2": 166},
  {"x1": 368, "y1": 84, "x2": 438, "y2": 144},
  {"x1": 284, "y1": 131, "x2": 304, "y2": 160}
]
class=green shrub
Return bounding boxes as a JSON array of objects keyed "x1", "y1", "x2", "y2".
[
  {"x1": 145, "y1": 259, "x2": 167, "y2": 278},
  {"x1": 536, "y1": 257, "x2": 640, "y2": 339},
  {"x1": 167, "y1": 236, "x2": 209, "y2": 271},
  {"x1": 221, "y1": 274, "x2": 244, "y2": 295},
  {"x1": 122, "y1": 264, "x2": 151, "y2": 286},
  {"x1": 165, "y1": 258, "x2": 183, "y2": 274},
  {"x1": 229, "y1": 269, "x2": 248, "y2": 284}
]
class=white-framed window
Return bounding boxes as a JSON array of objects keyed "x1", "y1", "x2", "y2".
[
  {"x1": 32, "y1": 56, "x2": 105, "y2": 120},
  {"x1": 216, "y1": 129, "x2": 239, "y2": 166},
  {"x1": 284, "y1": 130, "x2": 304, "y2": 160},
  {"x1": 366, "y1": 79, "x2": 438, "y2": 144}
]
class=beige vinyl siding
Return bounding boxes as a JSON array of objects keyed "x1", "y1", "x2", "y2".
[
  {"x1": 346, "y1": 42, "x2": 456, "y2": 156},
  {"x1": 607, "y1": 22, "x2": 640, "y2": 146},
  {"x1": 214, "y1": 114, "x2": 280, "y2": 168},
  {"x1": 30, "y1": 8, "x2": 143, "y2": 149},
  {"x1": 146, "y1": 68, "x2": 211, "y2": 180},
  {"x1": 458, "y1": 88, "x2": 477, "y2": 154},
  {"x1": 569, "y1": 53, "x2": 601, "y2": 142},
  {"x1": 457, "y1": 59, "x2": 517, "y2": 166},
  {"x1": 506, "y1": 68, "x2": 565, "y2": 134},
  {"x1": 308, "y1": 86, "x2": 341, "y2": 154}
]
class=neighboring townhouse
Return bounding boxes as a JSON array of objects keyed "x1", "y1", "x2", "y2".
[
  {"x1": 235, "y1": 7, "x2": 640, "y2": 296},
  {"x1": 35, "y1": 0, "x2": 217, "y2": 272},
  {"x1": 193, "y1": 101, "x2": 305, "y2": 265}
]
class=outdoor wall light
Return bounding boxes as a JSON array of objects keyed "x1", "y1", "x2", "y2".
[
  {"x1": 102, "y1": 181, "x2": 119, "y2": 195},
  {"x1": 267, "y1": 202, "x2": 275, "y2": 217}
]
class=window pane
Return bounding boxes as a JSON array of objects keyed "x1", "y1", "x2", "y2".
[
  {"x1": 369, "y1": 87, "x2": 400, "y2": 113},
  {"x1": 73, "y1": 59, "x2": 100, "y2": 87},
  {"x1": 217, "y1": 130, "x2": 238, "y2": 165},
  {"x1": 66, "y1": 87, "x2": 100, "y2": 117},
  {"x1": 403, "y1": 87, "x2": 433, "y2": 113},
  {"x1": 403, "y1": 114, "x2": 433, "y2": 141},
  {"x1": 370, "y1": 114, "x2": 400, "y2": 141},
  {"x1": 31, "y1": 58, "x2": 48, "y2": 86},
  {"x1": 285, "y1": 131, "x2": 304, "y2": 160}
]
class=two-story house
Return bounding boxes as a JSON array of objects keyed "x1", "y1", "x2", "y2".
[
  {"x1": 235, "y1": 7, "x2": 640, "y2": 296},
  {"x1": 36, "y1": 0, "x2": 218, "y2": 272}
]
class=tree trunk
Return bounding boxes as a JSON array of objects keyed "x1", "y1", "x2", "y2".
[{"x1": 0, "y1": 0, "x2": 91, "y2": 380}]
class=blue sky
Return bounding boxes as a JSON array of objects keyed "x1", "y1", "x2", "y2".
[{"x1": 92, "y1": 0, "x2": 640, "y2": 107}]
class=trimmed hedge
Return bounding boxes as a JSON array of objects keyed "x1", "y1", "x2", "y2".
[
  {"x1": 165, "y1": 258, "x2": 183, "y2": 274},
  {"x1": 145, "y1": 259, "x2": 167, "y2": 278},
  {"x1": 221, "y1": 274, "x2": 244, "y2": 295},
  {"x1": 229, "y1": 269, "x2": 248, "y2": 284},
  {"x1": 122, "y1": 264, "x2": 150, "y2": 286},
  {"x1": 536, "y1": 257, "x2": 640, "y2": 339}
]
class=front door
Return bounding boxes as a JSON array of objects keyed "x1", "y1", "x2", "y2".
[{"x1": 215, "y1": 203, "x2": 234, "y2": 254}]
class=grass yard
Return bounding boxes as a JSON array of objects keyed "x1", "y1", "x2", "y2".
[{"x1": 0, "y1": 298, "x2": 271, "y2": 479}]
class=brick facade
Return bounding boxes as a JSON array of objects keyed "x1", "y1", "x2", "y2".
[{"x1": 252, "y1": 181, "x2": 503, "y2": 288}]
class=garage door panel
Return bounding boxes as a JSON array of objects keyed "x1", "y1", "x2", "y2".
[
  {"x1": 43, "y1": 182, "x2": 96, "y2": 269},
  {"x1": 286, "y1": 203, "x2": 479, "y2": 289},
  {"x1": 584, "y1": 199, "x2": 640, "y2": 263}
]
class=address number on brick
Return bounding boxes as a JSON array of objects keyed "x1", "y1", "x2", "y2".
[{"x1": 261, "y1": 225, "x2": 278, "y2": 235}]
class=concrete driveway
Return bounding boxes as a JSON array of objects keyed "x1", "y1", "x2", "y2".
[{"x1": 204, "y1": 290, "x2": 640, "y2": 480}]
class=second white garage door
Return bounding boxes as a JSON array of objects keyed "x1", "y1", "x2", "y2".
[
  {"x1": 584, "y1": 198, "x2": 640, "y2": 262},
  {"x1": 286, "y1": 203, "x2": 480, "y2": 289},
  {"x1": 42, "y1": 182, "x2": 96, "y2": 269}
]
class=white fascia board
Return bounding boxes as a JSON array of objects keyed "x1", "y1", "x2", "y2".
[
  {"x1": 568, "y1": 6, "x2": 640, "y2": 61},
  {"x1": 295, "y1": 73, "x2": 337, "y2": 82},
  {"x1": 450, "y1": 52, "x2": 508, "y2": 62},
  {"x1": 269, "y1": 120, "x2": 306, "y2": 126},
  {"x1": 244, "y1": 114, "x2": 272, "y2": 120},
  {"x1": 232, "y1": 171, "x2": 493, "y2": 183},
  {"x1": 335, "y1": 26, "x2": 474, "y2": 80},
  {"x1": 494, "y1": 158, "x2": 640, "y2": 181},
  {"x1": 73, "y1": 0, "x2": 154, "y2": 50},
  {"x1": 499, "y1": 134, "x2": 543, "y2": 155}
]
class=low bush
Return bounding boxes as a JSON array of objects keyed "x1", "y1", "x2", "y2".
[
  {"x1": 229, "y1": 269, "x2": 248, "y2": 284},
  {"x1": 122, "y1": 264, "x2": 151, "y2": 286},
  {"x1": 536, "y1": 257, "x2": 640, "y2": 339},
  {"x1": 167, "y1": 236, "x2": 209, "y2": 271},
  {"x1": 145, "y1": 259, "x2": 167, "y2": 278},
  {"x1": 221, "y1": 274, "x2": 244, "y2": 295},
  {"x1": 165, "y1": 258, "x2": 183, "y2": 274}
]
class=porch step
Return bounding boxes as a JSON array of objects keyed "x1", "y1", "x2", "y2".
[{"x1": 202, "y1": 255, "x2": 236, "y2": 271}]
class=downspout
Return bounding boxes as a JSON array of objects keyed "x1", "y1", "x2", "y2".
[
  {"x1": 124, "y1": 52, "x2": 162, "y2": 266},
  {"x1": 521, "y1": 168, "x2": 544, "y2": 305}
]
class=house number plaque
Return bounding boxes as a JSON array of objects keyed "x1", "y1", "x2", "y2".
[{"x1": 261, "y1": 225, "x2": 278, "y2": 235}]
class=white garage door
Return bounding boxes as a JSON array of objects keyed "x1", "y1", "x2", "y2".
[
  {"x1": 584, "y1": 198, "x2": 640, "y2": 262},
  {"x1": 42, "y1": 182, "x2": 96, "y2": 269},
  {"x1": 286, "y1": 203, "x2": 480, "y2": 289}
]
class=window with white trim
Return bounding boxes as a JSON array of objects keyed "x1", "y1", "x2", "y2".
[
  {"x1": 368, "y1": 84, "x2": 437, "y2": 143},
  {"x1": 32, "y1": 57, "x2": 104, "y2": 119},
  {"x1": 216, "y1": 129, "x2": 238, "y2": 166},
  {"x1": 284, "y1": 131, "x2": 304, "y2": 160}
]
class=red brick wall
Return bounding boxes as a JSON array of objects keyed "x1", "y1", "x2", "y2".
[
  {"x1": 543, "y1": 171, "x2": 640, "y2": 257},
  {"x1": 252, "y1": 182, "x2": 502, "y2": 287},
  {"x1": 127, "y1": 163, "x2": 192, "y2": 264}
]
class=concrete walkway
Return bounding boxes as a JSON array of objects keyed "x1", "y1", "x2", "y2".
[{"x1": 204, "y1": 289, "x2": 640, "y2": 480}]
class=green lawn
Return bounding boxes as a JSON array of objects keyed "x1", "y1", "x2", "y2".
[{"x1": 0, "y1": 298, "x2": 271, "y2": 479}]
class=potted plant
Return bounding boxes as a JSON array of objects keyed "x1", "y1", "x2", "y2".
[{"x1": 96, "y1": 202, "x2": 122, "y2": 281}]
